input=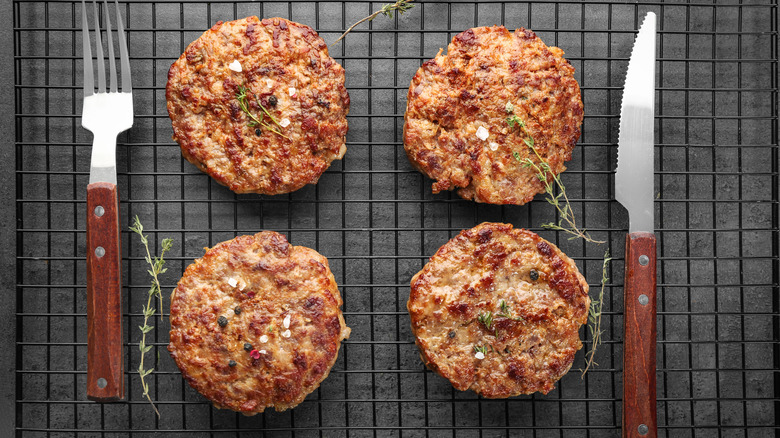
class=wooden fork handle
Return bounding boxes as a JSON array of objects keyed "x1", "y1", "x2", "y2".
[
  {"x1": 86, "y1": 182, "x2": 124, "y2": 401},
  {"x1": 623, "y1": 232, "x2": 657, "y2": 437}
]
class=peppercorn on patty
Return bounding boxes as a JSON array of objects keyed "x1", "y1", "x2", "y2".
[
  {"x1": 408, "y1": 223, "x2": 589, "y2": 397},
  {"x1": 403, "y1": 26, "x2": 583, "y2": 204},
  {"x1": 168, "y1": 231, "x2": 350, "y2": 414},
  {"x1": 166, "y1": 17, "x2": 349, "y2": 194}
]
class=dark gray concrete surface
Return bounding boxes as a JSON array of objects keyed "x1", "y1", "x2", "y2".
[{"x1": 10, "y1": 0, "x2": 779, "y2": 436}]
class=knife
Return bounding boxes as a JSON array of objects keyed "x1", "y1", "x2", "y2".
[{"x1": 615, "y1": 11, "x2": 657, "y2": 438}]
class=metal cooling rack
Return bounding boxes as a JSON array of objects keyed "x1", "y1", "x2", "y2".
[{"x1": 10, "y1": 0, "x2": 779, "y2": 435}]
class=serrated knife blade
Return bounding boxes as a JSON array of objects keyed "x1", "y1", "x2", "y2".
[
  {"x1": 616, "y1": 12, "x2": 656, "y2": 234},
  {"x1": 617, "y1": 11, "x2": 659, "y2": 438}
]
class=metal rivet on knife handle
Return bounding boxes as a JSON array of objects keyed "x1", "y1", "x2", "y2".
[
  {"x1": 638, "y1": 424, "x2": 649, "y2": 435},
  {"x1": 95, "y1": 246, "x2": 105, "y2": 258},
  {"x1": 638, "y1": 294, "x2": 649, "y2": 305},
  {"x1": 639, "y1": 255, "x2": 649, "y2": 266},
  {"x1": 94, "y1": 205, "x2": 105, "y2": 217},
  {"x1": 97, "y1": 378, "x2": 107, "y2": 388}
]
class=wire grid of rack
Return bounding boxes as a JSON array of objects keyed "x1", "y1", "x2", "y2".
[{"x1": 12, "y1": 0, "x2": 779, "y2": 435}]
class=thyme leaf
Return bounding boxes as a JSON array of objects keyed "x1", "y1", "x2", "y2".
[
  {"x1": 331, "y1": 0, "x2": 416, "y2": 46},
  {"x1": 496, "y1": 299, "x2": 524, "y2": 322},
  {"x1": 506, "y1": 104, "x2": 609, "y2": 376},
  {"x1": 129, "y1": 216, "x2": 173, "y2": 418},
  {"x1": 506, "y1": 108, "x2": 604, "y2": 244},
  {"x1": 235, "y1": 85, "x2": 290, "y2": 139},
  {"x1": 582, "y1": 250, "x2": 612, "y2": 378},
  {"x1": 476, "y1": 311, "x2": 494, "y2": 330},
  {"x1": 473, "y1": 345, "x2": 488, "y2": 355},
  {"x1": 499, "y1": 299, "x2": 510, "y2": 314},
  {"x1": 506, "y1": 114, "x2": 523, "y2": 128}
]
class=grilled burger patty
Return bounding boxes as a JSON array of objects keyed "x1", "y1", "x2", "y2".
[
  {"x1": 166, "y1": 17, "x2": 349, "y2": 195},
  {"x1": 408, "y1": 222, "x2": 589, "y2": 397},
  {"x1": 168, "y1": 231, "x2": 350, "y2": 414},
  {"x1": 403, "y1": 26, "x2": 583, "y2": 205}
]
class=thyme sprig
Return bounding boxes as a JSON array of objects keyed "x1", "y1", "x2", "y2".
[
  {"x1": 582, "y1": 250, "x2": 612, "y2": 377},
  {"x1": 235, "y1": 85, "x2": 290, "y2": 139},
  {"x1": 506, "y1": 104, "x2": 604, "y2": 244},
  {"x1": 505, "y1": 102, "x2": 609, "y2": 376},
  {"x1": 473, "y1": 345, "x2": 488, "y2": 355},
  {"x1": 496, "y1": 299, "x2": 524, "y2": 322},
  {"x1": 331, "y1": 0, "x2": 415, "y2": 46},
  {"x1": 477, "y1": 301, "x2": 526, "y2": 341},
  {"x1": 477, "y1": 311, "x2": 500, "y2": 338},
  {"x1": 476, "y1": 311, "x2": 494, "y2": 330},
  {"x1": 129, "y1": 216, "x2": 173, "y2": 418}
]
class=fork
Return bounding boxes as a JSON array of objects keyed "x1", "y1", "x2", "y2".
[{"x1": 81, "y1": 0, "x2": 133, "y2": 402}]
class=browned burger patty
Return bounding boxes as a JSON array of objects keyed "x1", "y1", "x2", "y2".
[
  {"x1": 407, "y1": 223, "x2": 589, "y2": 397},
  {"x1": 403, "y1": 26, "x2": 583, "y2": 205},
  {"x1": 166, "y1": 17, "x2": 349, "y2": 194},
  {"x1": 168, "y1": 231, "x2": 350, "y2": 414}
]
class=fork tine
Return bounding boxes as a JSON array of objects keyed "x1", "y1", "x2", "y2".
[
  {"x1": 81, "y1": 0, "x2": 94, "y2": 96},
  {"x1": 92, "y1": 0, "x2": 106, "y2": 93},
  {"x1": 114, "y1": 0, "x2": 131, "y2": 93},
  {"x1": 103, "y1": 0, "x2": 117, "y2": 93}
]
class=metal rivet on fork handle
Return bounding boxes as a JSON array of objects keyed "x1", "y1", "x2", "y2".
[
  {"x1": 97, "y1": 378, "x2": 107, "y2": 389},
  {"x1": 638, "y1": 294, "x2": 649, "y2": 305},
  {"x1": 638, "y1": 424, "x2": 649, "y2": 435},
  {"x1": 95, "y1": 246, "x2": 105, "y2": 258},
  {"x1": 639, "y1": 255, "x2": 649, "y2": 266},
  {"x1": 94, "y1": 205, "x2": 104, "y2": 217}
]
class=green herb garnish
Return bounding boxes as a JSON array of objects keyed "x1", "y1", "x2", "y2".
[
  {"x1": 506, "y1": 107, "x2": 604, "y2": 244},
  {"x1": 582, "y1": 250, "x2": 612, "y2": 378},
  {"x1": 473, "y1": 345, "x2": 488, "y2": 355},
  {"x1": 235, "y1": 85, "x2": 290, "y2": 139},
  {"x1": 129, "y1": 216, "x2": 173, "y2": 418},
  {"x1": 505, "y1": 103, "x2": 609, "y2": 376},
  {"x1": 506, "y1": 114, "x2": 523, "y2": 128},
  {"x1": 331, "y1": 0, "x2": 416, "y2": 46},
  {"x1": 496, "y1": 299, "x2": 524, "y2": 322},
  {"x1": 476, "y1": 311, "x2": 494, "y2": 331}
]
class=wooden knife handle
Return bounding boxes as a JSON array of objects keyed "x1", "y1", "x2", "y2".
[
  {"x1": 86, "y1": 182, "x2": 124, "y2": 401},
  {"x1": 622, "y1": 231, "x2": 657, "y2": 437}
]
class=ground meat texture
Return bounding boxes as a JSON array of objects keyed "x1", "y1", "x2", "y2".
[
  {"x1": 166, "y1": 17, "x2": 349, "y2": 195},
  {"x1": 168, "y1": 231, "x2": 351, "y2": 414},
  {"x1": 403, "y1": 26, "x2": 583, "y2": 205},
  {"x1": 407, "y1": 222, "x2": 589, "y2": 397}
]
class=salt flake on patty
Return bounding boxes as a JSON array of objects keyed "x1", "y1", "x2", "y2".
[
  {"x1": 228, "y1": 60, "x2": 242, "y2": 72},
  {"x1": 476, "y1": 126, "x2": 489, "y2": 141},
  {"x1": 475, "y1": 351, "x2": 485, "y2": 360}
]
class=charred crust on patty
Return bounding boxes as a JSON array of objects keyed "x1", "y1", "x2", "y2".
[
  {"x1": 168, "y1": 231, "x2": 350, "y2": 414},
  {"x1": 403, "y1": 26, "x2": 584, "y2": 204},
  {"x1": 407, "y1": 222, "x2": 589, "y2": 397},
  {"x1": 166, "y1": 17, "x2": 349, "y2": 195}
]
